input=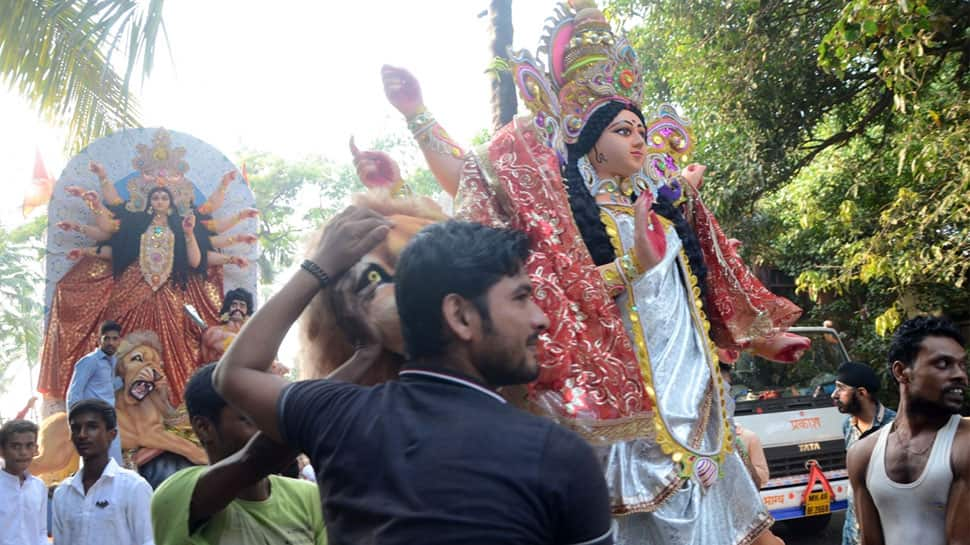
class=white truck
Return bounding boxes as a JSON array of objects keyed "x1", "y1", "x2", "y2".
[{"x1": 731, "y1": 326, "x2": 850, "y2": 534}]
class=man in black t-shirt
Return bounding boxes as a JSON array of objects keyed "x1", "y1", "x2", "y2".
[{"x1": 214, "y1": 208, "x2": 614, "y2": 545}]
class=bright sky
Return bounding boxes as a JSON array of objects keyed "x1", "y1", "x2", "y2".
[{"x1": 0, "y1": 1, "x2": 560, "y2": 417}]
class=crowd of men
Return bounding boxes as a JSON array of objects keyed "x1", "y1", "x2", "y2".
[{"x1": 0, "y1": 209, "x2": 967, "y2": 545}]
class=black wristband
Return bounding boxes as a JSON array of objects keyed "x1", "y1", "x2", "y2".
[{"x1": 300, "y1": 260, "x2": 331, "y2": 289}]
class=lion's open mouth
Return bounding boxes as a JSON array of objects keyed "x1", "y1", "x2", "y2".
[{"x1": 129, "y1": 379, "x2": 156, "y2": 401}]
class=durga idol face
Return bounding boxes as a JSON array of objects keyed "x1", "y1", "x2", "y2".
[
  {"x1": 149, "y1": 189, "x2": 173, "y2": 215},
  {"x1": 588, "y1": 109, "x2": 648, "y2": 179}
]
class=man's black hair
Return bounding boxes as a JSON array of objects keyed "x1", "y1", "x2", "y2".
[
  {"x1": 68, "y1": 398, "x2": 117, "y2": 430},
  {"x1": 220, "y1": 288, "x2": 254, "y2": 318},
  {"x1": 100, "y1": 320, "x2": 122, "y2": 336},
  {"x1": 888, "y1": 315, "x2": 965, "y2": 382},
  {"x1": 184, "y1": 363, "x2": 227, "y2": 425},
  {"x1": 395, "y1": 221, "x2": 530, "y2": 360},
  {"x1": 0, "y1": 419, "x2": 39, "y2": 448}
]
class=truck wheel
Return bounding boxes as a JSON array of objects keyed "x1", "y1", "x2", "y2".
[{"x1": 783, "y1": 513, "x2": 832, "y2": 535}]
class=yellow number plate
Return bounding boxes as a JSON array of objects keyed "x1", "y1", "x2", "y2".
[{"x1": 804, "y1": 491, "x2": 831, "y2": 517}]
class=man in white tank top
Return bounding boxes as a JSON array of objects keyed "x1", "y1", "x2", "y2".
[{"x1": 846, "y1": 315, "x2": 970, "y2": 545}]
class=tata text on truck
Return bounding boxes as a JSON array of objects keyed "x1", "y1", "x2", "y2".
[{"x1": 731, "y1": 326, "x2": 850, "y2": 534}]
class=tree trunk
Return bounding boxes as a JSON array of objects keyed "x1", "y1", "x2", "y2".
[{"x1": 487, "y1": 0, "x2": 517, "y2": 131}]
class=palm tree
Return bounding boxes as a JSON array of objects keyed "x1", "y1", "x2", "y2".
[
  {"x1": 485, "y1": 0, "x2": 517, "y2": 132},
  {"x1": 0, "y1": 0, "x2": 167, "y2": 151}
]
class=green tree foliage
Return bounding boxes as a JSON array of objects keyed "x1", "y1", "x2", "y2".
[
  {"x1": 0, "y1": 216, "x2": 46, "y2": 398},
  {"x1": 608, "y1": 0, "x2": 968, "y2": 378},
  {"x1": 0, "y1": 0, "x2": 167, "y2": 150},
  {"x1": 238, "y1": 131, "x2": 446, "y2": 285}
]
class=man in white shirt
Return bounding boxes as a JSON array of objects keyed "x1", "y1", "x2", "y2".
[
  {"x1": 52, "y1": 399, "x2": 154, "y2": 545},
  {"x1": 0, "y1": 419, "x2": 48, "y2": 545}
]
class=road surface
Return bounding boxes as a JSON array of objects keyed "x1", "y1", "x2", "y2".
[{"x1": 773, "y1": 511, "x2": 846, "y2": 545}]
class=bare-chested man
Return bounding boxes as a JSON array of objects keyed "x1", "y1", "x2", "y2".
[
  {"x1": 201, "y1": 289, "x2": 253, "y2": 363},
  {"x1": 847, "y1": 315, "x2": 969, "y2": 545}
]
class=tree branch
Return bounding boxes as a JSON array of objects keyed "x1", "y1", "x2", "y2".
[{"x1": 794, "y1": 90, "x2": 893, "y2": 172}]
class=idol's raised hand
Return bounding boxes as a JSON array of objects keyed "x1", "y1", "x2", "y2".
[
  {"x1": 350, "y1": 137, "x2": 402, "y2": 191},
  {"x1": 239, "y1": 208, "x2": 259, "y2": 220},
  {"x1": 65, "y1": 185, "x2": 85, "y2": 198},
  {"x1": 89, "y1": 161, "x2": 108, "y2": 180},
  {"x1": 182, "y1": 212, "x2": 196, "y2": 233},
  {"x1": 381, "y1": 65, "x2": 424, "y2": 118},
  {"x1": 235, "y1": 233, "x2": 258, "y2": 245},
  {"x1": 633, "y1": 190, "x2": 667, "y2": 273},
  {"x1": 682, "y1": 163, "x2": 706, "y2": 196},
  {"x1": 750, "y1": 331, "x2": 811, "y2": 364}
]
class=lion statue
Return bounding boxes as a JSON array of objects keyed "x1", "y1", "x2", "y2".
[
  {"x1": 32, "y1": 330, "x2": 207, "y2": 485},
  {"x1": 298, "y1": 189, "x2": 446, "y2": 383},
  {"x1": 114, "y1": 330, "x2": 207, "y2": 466}
]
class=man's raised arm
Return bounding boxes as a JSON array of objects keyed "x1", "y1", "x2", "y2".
[
  {"x1": 212, "y1": 206, "x2": 390, "y2": 442},
  {"x1": 187, "y1": 433, "x2": 296, "y2": 531}
]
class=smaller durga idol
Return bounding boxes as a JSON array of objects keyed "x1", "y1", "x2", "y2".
[{"x1": 38, "y1": 128, "x2": 259, "y2": 409}]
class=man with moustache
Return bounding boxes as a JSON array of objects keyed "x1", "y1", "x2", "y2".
[
  {"x1": 847, "y1": 315, "x2": 970, "y2": 545},
  {"x1": 214, "y1": 211, "x2": 615, "y2": 545},
  {"x1": 832, "y1": 362, "x2": 895, "y2": 545},
  {"x1": 201, "y1": 288, "x2": 254, "y2": 363},
  {"x1": 52, "y1": 399, "x2": 154, "y2": 545},
  {"x1": 66, "y1": 320, "x2": 125, "y2": 464}
]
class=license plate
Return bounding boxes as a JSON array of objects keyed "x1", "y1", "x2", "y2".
[{"x1": 804, "y1": 491, "x2": 831, "y2": 516}]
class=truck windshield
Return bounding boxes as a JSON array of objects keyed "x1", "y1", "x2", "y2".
[{"x1": 729, "y1": 329, "x2": 847, "y2": 402}]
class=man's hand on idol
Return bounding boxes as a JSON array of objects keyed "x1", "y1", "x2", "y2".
[{"x1": 310, "y1": 205, "x2": 390, "y2": 280}]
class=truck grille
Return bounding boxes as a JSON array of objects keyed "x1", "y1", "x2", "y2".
[{"x1": 763, "y1": 438, "x2": 846, "y2": 478}]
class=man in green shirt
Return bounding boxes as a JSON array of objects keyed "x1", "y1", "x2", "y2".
[{"x1": 151, "y1": 363, "x2": 325, "y2": 544}]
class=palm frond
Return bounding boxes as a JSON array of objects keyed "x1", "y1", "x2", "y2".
[{"x1": 0, "y1": 0, "x2": 168, "y2": 151}]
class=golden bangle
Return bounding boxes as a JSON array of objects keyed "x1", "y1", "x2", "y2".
[
  {"x1": 619, "y1": 252, "x2": 640, "y2": 280},
  {"x1": 601, "y1": 264, "x2": 622, "y2": 285},
  {"x1": 407, "y1": 110, "x2": 436, "y2": 135},
  {"x1": 599, "y1": 264, "x2": 626, "y2": 297}
]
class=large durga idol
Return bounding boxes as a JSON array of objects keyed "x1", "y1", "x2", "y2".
[
  {"x1": 379, "y1": 1, "x2": 809, "y2": 543},
  {"x1": 38, "y1": 128, "x2": 258, "y2": 408}
]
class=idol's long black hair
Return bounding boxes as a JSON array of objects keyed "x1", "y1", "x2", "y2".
[
  {"x1": 563, "y1": 100, "x2": 709, "y2": 301},
  {"x1": 105, "y1": 186, "x2": 213, "y2": 288}
]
